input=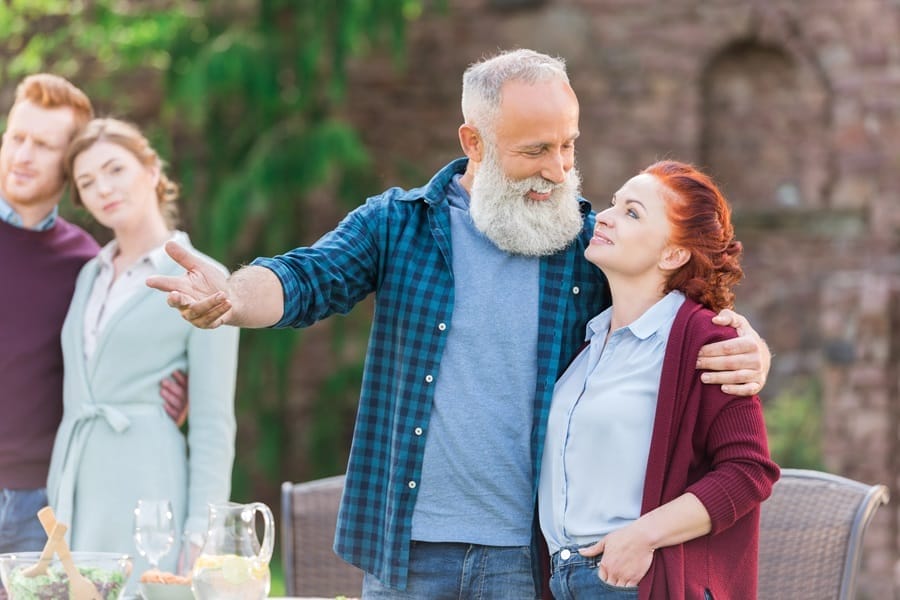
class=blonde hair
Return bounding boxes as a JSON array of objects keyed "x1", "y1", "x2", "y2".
[
  {"x1": 14, "y1": 73, "x2": 94, "y2": 133},
  {"x1": 64, "y1": 118, "x2": 180, "y2": 228}
]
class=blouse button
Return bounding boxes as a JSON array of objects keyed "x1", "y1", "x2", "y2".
[
  {"x1": 414, "y1": 427, "x2": 423, "y2": 436},
  {"x1": 572, "y1": 286, "x2": 580, "y2": 295},
  {"x1": 425, "y1": 374, "x2": 434, "y2": 383},
  {"x1": 438, "y1": 322, "x2": 447, "y2": 331},
  {"x1": 408, "y1": 480, "x2": 417, "y2": 489}
]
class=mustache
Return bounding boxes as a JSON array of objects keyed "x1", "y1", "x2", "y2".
[{"x1": 506, "y1": 174, "x2": 565, "y2": 199}]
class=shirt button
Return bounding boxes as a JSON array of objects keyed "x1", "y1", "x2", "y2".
[
  {"x1": 408, "y1": 480, "x2": 417, "y2": 489},
  {"x1": 425, "y1": 374, "x2": 434, "y2": 383},
  {"x1": 438, "y1": 322, "x2": 447, "y2": 331},
  {"x1": 414, "y1": 427, "x2": 423, "y2": 436},
  {"x1": 560, "y1": 549, "x2": 571, "y2": 560},
  {"x1": 572, "y1": 286, "x2": 580, "y2": 295}
]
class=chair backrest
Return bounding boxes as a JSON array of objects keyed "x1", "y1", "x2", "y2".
[
  {"x1": 757, "y1": 468, "x2": 889, "y2": 600},
  {"x1": 281, "y1": 475, "x2": 364, "y2": 597}
]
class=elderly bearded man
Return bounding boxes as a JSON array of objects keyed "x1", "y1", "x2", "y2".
[{"x1": 148, "y1": 49, "x2": 770, "y2": 599}]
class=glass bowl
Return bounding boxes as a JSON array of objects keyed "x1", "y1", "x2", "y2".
[{"x1": 0, "y1": 551, "x2": 132, "y2": 600}]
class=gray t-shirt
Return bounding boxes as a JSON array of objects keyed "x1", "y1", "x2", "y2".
[{"x1": 410, "y1": 175, "x2": 540, "y2": 546}]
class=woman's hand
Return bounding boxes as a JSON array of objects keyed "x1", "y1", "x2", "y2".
[
  {"x1": 581, "y1": 493, "x2": 713, "y2": 588},
  {"x1": 579, "y1": 525, "x2": 653, "y2": 588}
]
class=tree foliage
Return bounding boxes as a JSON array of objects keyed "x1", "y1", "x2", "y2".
[
  {"x1": 764, "y1": 377, "x2": 824, "y2": 470},
  {"x1": 0, "y1": 0, "x2": 188, "y2": 82},
  {"x1": 0, "y1": 0, "x2": 443, "y2": 500}
]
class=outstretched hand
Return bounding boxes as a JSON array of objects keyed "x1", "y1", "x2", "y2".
[
  {"x1": 696, "y1": 308, "x2": 771, "y2": 396},
  {"x1": 146, "y1": 241, "x2": 232, "y2": 329}
]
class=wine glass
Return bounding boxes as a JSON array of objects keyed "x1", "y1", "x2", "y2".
[{"x1": 133, "y1": 499, "x2": 175, "y2": 571}]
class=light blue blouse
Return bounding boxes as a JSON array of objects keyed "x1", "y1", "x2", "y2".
[{"x1": 539, "y1": 291, "x2": 685, "y2": 553}]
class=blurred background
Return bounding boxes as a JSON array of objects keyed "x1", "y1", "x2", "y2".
[{"x1": 2, "y1": 0, "x2": 898, "y2": 596}]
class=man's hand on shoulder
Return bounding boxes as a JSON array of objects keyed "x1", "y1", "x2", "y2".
[{"x1": 696, "y1": 308, "x2": 771, "y2": 396}]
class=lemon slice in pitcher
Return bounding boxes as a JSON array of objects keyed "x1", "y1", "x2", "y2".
[{"x1": 221, "y1": 555, "x2": 252, "y2": 584}]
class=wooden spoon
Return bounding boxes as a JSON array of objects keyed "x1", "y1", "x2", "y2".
[
  {"x1": 55, "y1": 535, "x2": 103, "y2": 600},
  {"x1": 35, "y1": 507, "x2": 102, "y2": 600},
  {"x1": 20, "y1": 522, "x2": 67, "y2": 578},
  {"x1": 35, "y1": 506, "x2": 56, "y2": 536}
]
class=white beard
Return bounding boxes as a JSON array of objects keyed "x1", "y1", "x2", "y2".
[{"x1": 469, "y1": 148, "x2": 584, "y2": 257}]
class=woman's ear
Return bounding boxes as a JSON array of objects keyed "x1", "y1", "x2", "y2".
[
  {"x1": 148, "y1": 163, "x2": 161, "y2": 190},
  {"x1": 660, "y1": 245, "x2": 690, "y2": 271},
  {"x1": 458, "y1": 123, "x2": 484, "y2": 163}
]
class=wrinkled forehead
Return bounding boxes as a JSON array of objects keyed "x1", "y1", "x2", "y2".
[{"x1": 493, "y1": 79, "x2": 580, "y2": 142}]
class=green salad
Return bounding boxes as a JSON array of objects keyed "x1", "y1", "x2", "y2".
[{"x1": 7, "y1": 565, "x2": 126, "y2": 600}]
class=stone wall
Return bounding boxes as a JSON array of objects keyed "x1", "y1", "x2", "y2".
[
  {"x1": 821, "y1": 272, "x2": 900, "y2": 599},
  {"x1": 340, "y1": 0, "x2": 900, "y2": 595}
]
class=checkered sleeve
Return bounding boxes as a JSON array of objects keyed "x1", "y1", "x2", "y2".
[{"x1": 250, "y1": 198, "x2": 383, "y2": 329}]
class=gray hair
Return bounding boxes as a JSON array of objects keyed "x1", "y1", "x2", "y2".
[{"x1": 461, "y1": 49, "x2": 569, "y2": 137}]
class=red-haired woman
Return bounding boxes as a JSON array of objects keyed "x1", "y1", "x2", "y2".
[{"x1": 538, "y1": 161, "x2": 780, "y2": 600}]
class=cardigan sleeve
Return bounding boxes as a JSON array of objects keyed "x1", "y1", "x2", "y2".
[
  {"x1": 685, "y1": 392, "x2": 780, "y2": 533},
  {"x1": 678, "y1": 312, "x2": 780, "y2": 533}
]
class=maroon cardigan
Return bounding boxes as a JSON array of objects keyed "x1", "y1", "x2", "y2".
[
  {"x1": 539, "y1": 298, "x2": 779, "y2": 600},
  {"x1": 638, "y1": 299, "x2": 780, "y2": 600}
]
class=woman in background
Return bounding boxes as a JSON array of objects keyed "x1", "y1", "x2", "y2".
[
  {"x1": 47, "y1": 118, "x2": 239, "y2": 586},
  {"x1": 539, "y1": 160, "x2": 779, "y2": 599}
]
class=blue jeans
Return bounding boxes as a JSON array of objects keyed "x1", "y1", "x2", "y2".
[
  {"x1": 549, "y1": 547, "x2": 638, "y2": 600},
  {"x1": 362, "y1": 541, "x2": 538, "y2": 599},
  {"x1": 0, "y1": 488, "x2": 48, "y2": 553}
]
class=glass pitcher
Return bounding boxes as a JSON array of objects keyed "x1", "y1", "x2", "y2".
[{"x1": 191, "y1": 501, "x2": 274, "y2": 600}]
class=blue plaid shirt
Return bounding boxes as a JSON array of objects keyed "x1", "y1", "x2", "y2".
[{"x1": 252, "y1": 158, "x2": 609, "y2": 589}]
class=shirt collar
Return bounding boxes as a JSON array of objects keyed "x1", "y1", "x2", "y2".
[
  {"x1": 0, "y1": 194, "x2": 58, "y2": 231},
  {"x1": 585, "y1": 290, "x2": 685, "y2": 342},
  {"x1": 446, "y1": 173, "x2": 470, "y2": 211}
]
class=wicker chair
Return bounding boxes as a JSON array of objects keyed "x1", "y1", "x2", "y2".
[
  {"x1": 757, "y1": 468, "x2": 889, "y2": 600},
  {"x1": 281, "y1": 475, "x2": 364, "y2": 597}
]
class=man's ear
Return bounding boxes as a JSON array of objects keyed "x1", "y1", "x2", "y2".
[
  {"x1": 458, "y1": 123, "x2": 484, "y2": 163},
  {"x1": 660, "y1": 245, "x2": 690, "y2": 271}
]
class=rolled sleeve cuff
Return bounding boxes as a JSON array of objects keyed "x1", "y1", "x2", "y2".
[
  {"x1": 687, "y1": 478, "x2": 737, "y2": 534},
  {"x1": 250, "y1": 256, "x2": 297, "y2": 328}
]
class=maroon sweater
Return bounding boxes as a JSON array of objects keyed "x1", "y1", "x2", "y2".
[
  {"x1": 0, "y1": 217, "x2": 99, "y2": 489},
  {"x1": 639, "y1": 299, "x2": 780, "y2": 600}
]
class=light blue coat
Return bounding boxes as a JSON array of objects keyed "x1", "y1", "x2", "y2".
[{"x1": 47, "y1": 236, "x2": 239, "y2": 582}]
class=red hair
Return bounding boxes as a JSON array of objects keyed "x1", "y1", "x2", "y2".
[
  {"x1": 13, "y1": 74, "x2": 94, "y2": 133},
  {"x1": 642, "y1": 160, "x2": 743, "y2": 312}
]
